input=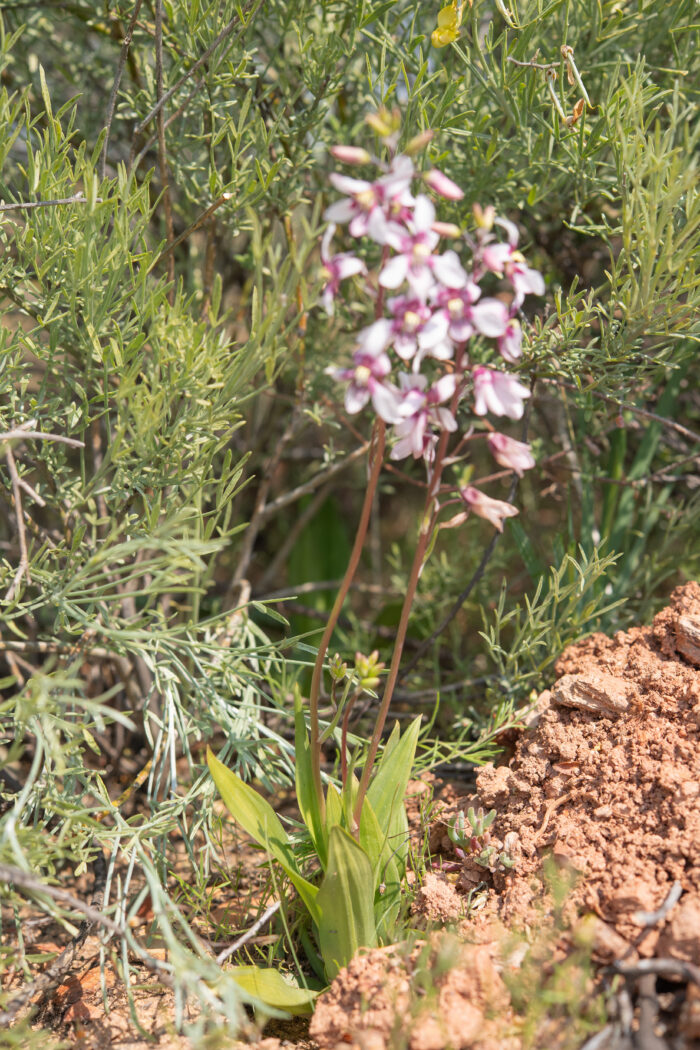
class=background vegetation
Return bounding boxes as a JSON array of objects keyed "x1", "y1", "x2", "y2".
[{"x1": 0, "y1": 0, "x2": 698, "y2": 1041}]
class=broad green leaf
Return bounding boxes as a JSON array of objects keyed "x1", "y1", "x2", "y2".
[
  {"x1": 229, "y1": 965, "x2": 318, "y2": 1015},
  {"x1": 207, "y1": 748, "x2": 320, "y2": 922},
  {"x1": 294, "y1": 687, "x2": 327, "y2": 869},
  {"x1": 358, "y1": 795, "x2": 402, "y2": 941},
  {"x1": 316, "y1": 825, "x2": 377, "y2": 980},
  {"x1": 366, "y1": 716, "x2": 421, "y2": 868},
  {"x1": 325, "y1": 782, "x2": 344, "y2": 833}
]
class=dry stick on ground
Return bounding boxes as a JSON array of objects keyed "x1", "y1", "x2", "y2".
[
  {"x1": 154, "y1": 0, "x2": 175, "y2": 295},
  {"x1": 0, "y1": 859, "x2": 176, "y2": 1028},
  {"x1": 215, "y1": 900, "x2": 282, "y2": 965},
  {"x1": 100, "y1": 0, "x2": 145, "y2": 180}
]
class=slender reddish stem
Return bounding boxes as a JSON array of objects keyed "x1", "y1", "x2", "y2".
[
  {"x1": 353, "y1": 346, "x2": 465, "y2": 826},
  {"x1": 308, "y1": 420, "x2": 386, "y2": 820}
]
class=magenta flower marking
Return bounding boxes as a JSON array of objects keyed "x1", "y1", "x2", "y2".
[
  {"x1": 320, "y1": 225, "x2": 366, "y2": 315},
  {"x1": 327, "y1": 351, "x2": 400, "y2": 422},
  {"x1": 390, "y1": 372, "x2": 457, "y2": 461},
  {"x1": 324, "y1": 155, "x2": 415, "y2": 238},
  {"x1": 375, "y1": 196, "x2": 468, "y2": 299}
]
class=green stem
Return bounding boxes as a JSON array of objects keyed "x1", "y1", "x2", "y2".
[{"x1": 308, "y1": 419, "x2": 386, "y2": 822}]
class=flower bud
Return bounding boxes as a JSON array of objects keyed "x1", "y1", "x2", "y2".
[
  {"x1": 424, "y1": 168, "x2": 465, "y2": 200},
  {"x1": 473, "y1": 203, "x2": 495, "y2": 231},
  {"x1": 330, "y1": 145, "x2": 372, "y2": 165},
  {"x1": 404, "y1": 129, "x2": 434, "y2": 155},
  {"x1": 431, "y1": 220, "x2": 462, "y2": 238}
]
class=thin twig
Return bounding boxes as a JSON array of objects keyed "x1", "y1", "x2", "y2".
[
  {"x1": 0, "y1": 859, "x2": 176, "y2": 1028},
  {"x1": 613, "y1": 957, "x2": 700, "y2": 987},
  {"x1": 216, "y1": 900, "x2": 282, "y2": 965},
  {"x1": 0, "y1": 193, "x2": 101, "y2": 213},
  {"x1": 507, "y1": 56, "x2": 560, "y2": 71},
  {"x1": 0, "y1": 425, "x2": 85, "y2": 447},
  {"x1": 128, "y1": 0, "x2": 260, "y2": 166},
  {"x1": 258, "y1": 442, "x2": 370, "y2": 524},
  {"x1": 633, "y1": 881, "x2": 682, "y2": 927},
  {"x1": 543, "y1": 378, "x2": 700, "y2": 446},
  {"x1": 4, "y1": 448, "x2": 30, "y2": 602},
  {"x1": 100, "y1": 0, "x2": 145, "y2": 179},
  {"x1": 154, "y1": 0, "x2": 175, "y2": 293},
  {"x1": 150, "y1": 192, "x2": 232, "y2": 271}
]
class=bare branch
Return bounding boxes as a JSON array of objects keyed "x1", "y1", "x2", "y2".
[
  {"x1": 100, "y1": 0, "x2": 145, "y2": 179},
  {"x1": 0, "y1": 193, "x2": 101, "y2": 213}
]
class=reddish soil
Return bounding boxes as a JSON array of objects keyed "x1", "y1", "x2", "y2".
[{"x1": 305, "y1": 583, "x2": 700, "y2": 1050}]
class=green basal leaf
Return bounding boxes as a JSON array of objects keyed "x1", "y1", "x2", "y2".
[
  {"x1": 229, "y1": 965, "x2": 318, "y2": 1016},
  {"x1": 294, "y1": 686, "x2": 328, "y2": 870},
  {"x1": 325, "y1": 782, "x2": 344, "y2": 833},
  {"x1": 316, "y1": 824, "x2": 377, "y2": 980},
  {"x1": 366, "y1": 715, "x2": 421, "y2": 869},
  {"x1": 207, "y1": 747, "x2": 320, "y2": 923}
]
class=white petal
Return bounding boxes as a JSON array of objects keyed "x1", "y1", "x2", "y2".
[
  {"x1": 358, "y1": 318, "x2": 392, "y2": 355},
  {"x1": 345, "y1": 385, "x2": 370, "y2": 414},
  {"x1": 471, "y1": 298, "x2": 508, "y2": 337},
  {"x1": 330, "y1": 173, "x2": 370, "y2": 195},
  {"x1": 431, "y1": 250, "x2": 468, "y2": 288},
  {"x1": 324, "y1": 200, "x2": 355, "y2": 224},
  {"x1": 412, "y1": 195, "x2": 436, "y2": 233},
  {"x1": 379, "y1": 254, "x2": 410, "y2": 289}
]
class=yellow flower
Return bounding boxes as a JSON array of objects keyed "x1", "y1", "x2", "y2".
[{"x1": 431, "y1": 3, "x2": 464, "y2": 48}]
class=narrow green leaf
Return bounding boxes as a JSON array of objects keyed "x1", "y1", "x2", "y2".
[
  {"x1": 294, "y1": 687, "x2": 327, "y2": 869},
  {"x1": 316, "y1": 825, "x2": 377, "y2": 980},
  {"x1": 366, "y1": 716, "x2": 421, "y2": 868}
]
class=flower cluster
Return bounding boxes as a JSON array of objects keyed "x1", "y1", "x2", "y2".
[{"x1": 322, "y1": 136, "x2": 543, "y2": 529}]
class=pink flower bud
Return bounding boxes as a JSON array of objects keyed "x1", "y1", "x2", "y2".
[
  {"x1": 432, "y1": 220, "x2": 462, "y2": 238},
  {"x1": 487, "y1": 433, "x2": 535, "y2": 476},
  {"x1": 330, "y1": 145, "x2": 372, "y2": 165},
  {"x1": 405, "y1": 129, "x2": 435, "y2": 155},
  {"x1": 461, "y1": 486, "x2": 519, "y2": 532},
  {"x1": 424, "y1": 168, "x2": 465, "y2": 201}
]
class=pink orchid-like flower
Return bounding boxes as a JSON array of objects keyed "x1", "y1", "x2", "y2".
[
  {"x1": 327, "y1": 350, "x2": 400, "y2": 422},
  {"x1": 480, "y1": 221, "x2": 544, "y2": 306},
  {"x1": 324, "y1": 155, "x2": 415, "y2": 238},
  {"x1": 472, "y1": 366, "x2": 530, "y2": 420},
  {"x1": 461, "y1": 485, "x2": 519, "y2": 532},
  {"x1": 375, "y1": 195, "x2": 468, "y2": 299},
  {"x1": 430, "y1": 285, "x2": 509, "y2": 343},
  {"x1": 388, "y1": 295, "x2": 453, "y2": 364},
  {"x1": 320, "y1": 225, "x2": 367, "y2": 315},
  {"x1": 487, "y1": 432, "x2": 535, "y2": 476},
  {"x1": 390, "y1": 372, "x2": 457, "y2": 460},
  {"x1": 423, "y1": 168, "x2": 464, "y2": 201}
]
